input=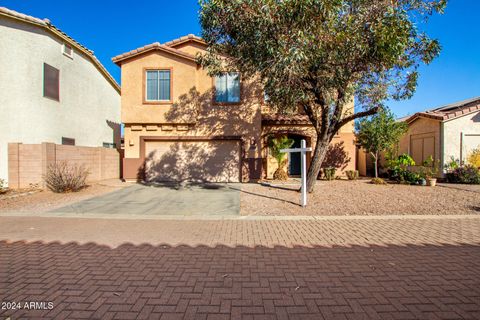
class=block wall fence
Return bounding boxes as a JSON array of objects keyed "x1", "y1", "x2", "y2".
[{"x1": 8, "y1": 142, "x2": 122, "y2": 189}]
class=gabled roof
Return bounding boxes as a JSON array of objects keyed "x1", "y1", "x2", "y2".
[
  {"x1": 404, "y1": 96, "x2": 480, "y2": 124},
  {"x1": 111, "y1": 34, "x2": 206, "y2": 66},
  {"x1": 0, "y1": 6, "x2": 120, "y2": 93},
  {"x1": 111, "y1": 42, "x2": 197, "y2": 65},
  {"x1": 163, "y1": 34, "x2": 206, "y2": 47}
]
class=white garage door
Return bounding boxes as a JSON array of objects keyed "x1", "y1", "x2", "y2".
[{"x1": 144, "y1": 140, "x2": 241, "y2": 182}]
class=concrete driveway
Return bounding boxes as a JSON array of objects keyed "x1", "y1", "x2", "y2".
[{"x1": 50, "y1": 183, "x2": 240, "y2": 216}]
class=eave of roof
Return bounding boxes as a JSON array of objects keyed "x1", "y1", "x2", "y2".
[
  {"x1": 0, "y1": 7, "x2": 120, "y2": 93},
  {"x1": 111, "y1": 42, "x2": 198, "y2": 66},
  {"x1": 403, "y1": 97, "x2": 480, "y2": 124}
]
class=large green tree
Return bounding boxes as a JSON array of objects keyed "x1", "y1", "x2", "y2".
[
  {"x1": 199, "y1": 0, "x2": 446, "y2": 192},
  {"x1": 356, "y1": 108, "x2": 408, "y2": 178}
]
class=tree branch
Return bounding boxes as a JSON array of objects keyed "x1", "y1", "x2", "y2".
[{"x1": 335, "y1": 106, "x2": 381, "y2": 132}]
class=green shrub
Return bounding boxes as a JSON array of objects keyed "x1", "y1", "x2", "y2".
[
  {"x1": 445, "y1": 156, "x2": 460, "y2": 171},
  {"x1": 323, "y1": 167, "x2": 336, "y2": 181},
  {"x1": 370, "y1": 177, "x2": 386, "y2": 185},
  {"x1": 44, "y1": 161, "x2": 90, "y2": 193},
  {"x1": 387, "y1": 154, "x2": 420, "y2": 184},
  {"x1": 0, "y1": 179, "x2": 6, "y2": 194},
  {"x1": 446, "y1": 165, "x2": 480, "y2": 184},
  {"x1": 345, "y1": 170, "x2": 359, "y2": 180}
]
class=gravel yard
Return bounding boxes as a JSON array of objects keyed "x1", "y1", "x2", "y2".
[
  {"x1": 0, "y1": 180, "x2": 126, "y2": 213},
  {"x1": 240, "y1": 179, "x2": 480, "y2": 215}
]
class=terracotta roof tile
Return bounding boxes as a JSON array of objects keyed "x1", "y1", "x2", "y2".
[
  {"x1": 163, "y1": 34, "x2": 206, "y2": 47},
  {"x1": 404, "y1": 97, "x2": 480, "y2": 124},
  {"x1": 112, "y1": 42, "x2": 197, "y2": 65},
  {"x1": 0, "y1": 6, "x2": 119, "y2": 93}
]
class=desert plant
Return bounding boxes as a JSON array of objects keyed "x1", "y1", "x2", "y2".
[
  {"x1": 345, "y1": 170, "x2": 359, "y2": 180},
  {"x1": 467, "y1": 147, "x2": 480, "y2": 168},
  {"x1": 0, "y1": 179, "x2": 6, "y2": 194},
  {"x1": 445, "y1": 156, "x2": 460, "y2": 172},
  {"x1": 421, "y1": 155, "x2": 440, "y2": 179},
  {"x1": 387, "y1": 154, "x2": 419, "y2": 183},
  {"x1": 445, "y1": 165, "x2": 480, "y2": 184},
  {"x1": 370, "y1": 177, "x2": 387, "y2": 185},
  {"x1": 268, "y1": 136, "x2": 294, "y2": 181},
  {"x1": 322, "y1": 167, "x2": 336, "y2": 181},
  {"x1": 44, "y1": 161, "x2": 90, "y2": 193}
]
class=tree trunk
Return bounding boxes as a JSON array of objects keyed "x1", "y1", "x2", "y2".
[
  {"x1": 306, "y1": 136, "x2": 330, "y2": 193},
  {"x1": 372, "y1": 152, "x2": 378, "y2": 178}
]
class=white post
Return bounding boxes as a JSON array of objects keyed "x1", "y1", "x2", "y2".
[
  {"x1": 301, "y1": 139, "x2": 307, "y2": 207},
  {"x1": 280, "y1": 140, "x2": 312, "y2": 207}
]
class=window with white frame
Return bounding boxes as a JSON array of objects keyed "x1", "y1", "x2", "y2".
[
  {"x1": 146, "y1": 70, "x2": 171, "y2": 101},
  {"x1": 214, "y1": 72, "x2": 240, "y2": 103}
]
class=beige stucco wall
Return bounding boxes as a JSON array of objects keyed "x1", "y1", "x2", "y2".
[
  {"x1": 398, "y1": 117, "x2": 441, "y2": 166},
  {"x1": 0, "y1": 17, "x2": 120, "y2": 185},
  {"x1": 120, "y1": 46, "x2": 263, "y2": 162},
  {"x1": 120, "y1": 40, "x2": 356, "y2": 181},
  {"x1": 443, "y1": 111, "x2": 480, "y2": 165}
]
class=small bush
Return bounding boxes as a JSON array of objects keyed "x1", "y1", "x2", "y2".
[
  {"x1": 386, "y1": 154, "x2": 419, "y2": 183},
  {"x1": 445, "y1": 156, "x2": 459, "y2": 171},
  {"x1": 467, "y1": 148, "x2": 480, "y2": 168},
  {"x1": 44, "y1": 161, "x2": 90, "y2": 193},
  {"x1": 370, "y1": 177, "x2": 386, "y2": 185},
  {"x1": 445, "y1": 165, "x2": 480, "y2": 184},
  {"x1": 345, "y1": 170, "x2": 359, "y2": 180},
  {"x1": 0, "y1": 179, "x2": 7, "y2": 194},
  {"x1": 323, "y1": 167, "x2": 336, "y2": 181}
]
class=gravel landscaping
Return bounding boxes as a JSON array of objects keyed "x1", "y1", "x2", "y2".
[
  {"x1": 0, "y1": 180, "x2": 127, "y2": 213},
  {"x1": 240, "y1": 179, "x2": 480, "y2": 215}
]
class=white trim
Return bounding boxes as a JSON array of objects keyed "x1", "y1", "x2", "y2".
[{"x1": 145, "y1": 69, "x2": 171, "y2": 102}]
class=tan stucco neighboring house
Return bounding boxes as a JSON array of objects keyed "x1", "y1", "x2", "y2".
[
  {"x1": 399, "y1": 97, "x2": 480, "y2": 171},
  {"x1": 113, "y1": 34, "x2": 356, "y2": 183},
  {"x1": 0, "y1": 7, "x2": 121, "y2": 185}
]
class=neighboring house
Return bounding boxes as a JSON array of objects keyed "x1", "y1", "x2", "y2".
[
  {"x1": 113, "y1": 34, "x2": 356, "y2": 183},
  {"x1": 0, "y1": 7, "x2": 121, "y2": 185},
  {"x1": 399, "y1": 97, "x2": 480, "y2": 170}
]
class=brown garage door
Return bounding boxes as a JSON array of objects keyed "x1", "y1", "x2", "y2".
[{"x1": 144, "y1": 140, "x2": 241, "y2": 182}]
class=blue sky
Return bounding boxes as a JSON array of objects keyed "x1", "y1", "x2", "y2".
[{"x1": 3, "y1": 0, "x2": 478, "y2": 117}]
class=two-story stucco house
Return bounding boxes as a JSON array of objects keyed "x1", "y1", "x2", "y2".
[
  {"x1": 399, "y1": 97, "x2": 480, "y2": 170},
  {"x1": 0, "y1": 7, "x2": 121, "y2": 185},
  {"x1": 113, "y1": 34, "x2": 356, "y2": 183}
]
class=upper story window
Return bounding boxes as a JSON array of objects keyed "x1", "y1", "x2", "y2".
[
  {"x1": 63, "y1": 43, "x2": 73, "y2": 58},
  {"x1": 43, "y1": 63, "x2": 60, "y2": 101},
  {"x1": 145, "y1": 69, "x2": 171, "y2": 102},
  {"x1": 214, "y1": 72, "x2": 240, "y2": 103}
]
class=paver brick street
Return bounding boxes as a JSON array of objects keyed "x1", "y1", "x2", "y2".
[{"x1": 1, "y1": 215, "x2": 479, "y2": 319}]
